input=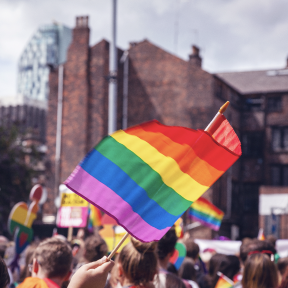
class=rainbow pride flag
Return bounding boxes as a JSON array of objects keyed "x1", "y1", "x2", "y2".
[
  {"x1": 87, "y1": 204, "x2": 102, "y2": 232},
  {"x1": 189, "y1": 197, "x2": 224, "y2": 231},
  {"x1": 215, "y1": 272, "x2": 234, "y2": 288},
  {"x1": 65, "y1": 119, "x2": 241, "y2": 242}
]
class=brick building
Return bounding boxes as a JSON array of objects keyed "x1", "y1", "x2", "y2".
[
  {"x1": 214, "y1": 67, "x2": 288, "y2": 238},
  {"x1": 45, "y1": 16, "x2": 288, "y2": 239}
]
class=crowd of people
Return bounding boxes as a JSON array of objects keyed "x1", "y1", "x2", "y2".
[{"x1": 0, "y1": 227, "x2": 288, "y2": 288}]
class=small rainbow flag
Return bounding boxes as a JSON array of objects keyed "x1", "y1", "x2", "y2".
[
  {"x1": 257, "y1": 228, "x2": 265, "y2": 240},
  {"x1": 215, "y1": 272, "x2": 234, "y2": 288},
  {"x1": 65, "y1": 119, "x2": 241, "y2": 242},
  {"x1": 189, "y1": 197, "x2": 224, "y2": 231},
  {"x1": 87, "y1": 204, "x2": 102, "y2": 232}
]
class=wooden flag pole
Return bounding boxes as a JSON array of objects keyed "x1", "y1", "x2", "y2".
[
  {"x1": 205, "y1": 101, "x2": 229, "y2": 133},
  {"x1": 107, "y1": 231, "x2": 129, "y2": 260},
  {"x1": 105, "y1": 101, "x2": 230, "y2": 261}
]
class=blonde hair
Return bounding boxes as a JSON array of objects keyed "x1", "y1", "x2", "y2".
[
  {"x1": 242, "y1": 253, "x2": 278, "y2": 288},
  {"x1": 119, "y1": 238, "x2": 157, "y2": 286}
]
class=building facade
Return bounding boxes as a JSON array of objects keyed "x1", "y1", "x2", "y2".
[
  {"x1": 45, "y1": 16, "x2": 288, "y2": 239},
  {"x1": 17, "y1": 23, "x2": 72, "y2": 109}
]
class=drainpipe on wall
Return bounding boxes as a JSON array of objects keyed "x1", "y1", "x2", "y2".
[{"x1": 54, "y1": 64, "x2": 64, "y2": 199}]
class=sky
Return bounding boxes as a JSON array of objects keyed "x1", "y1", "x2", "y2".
[{"x1": 0, "y1": 0, "x2": 288, "y2": 98}]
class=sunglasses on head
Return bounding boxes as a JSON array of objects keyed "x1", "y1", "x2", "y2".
[{"x1": 248, "y1": 250, "x2": 275, "y2": 261}]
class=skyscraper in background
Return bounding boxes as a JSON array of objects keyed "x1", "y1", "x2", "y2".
[{"x1": 17, "y1": 23, "x2": 72, "y2": 109}]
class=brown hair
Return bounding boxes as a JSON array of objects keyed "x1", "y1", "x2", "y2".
[
  {"x1": 0, "y1": 256, "x2": 10, "y2": 288},
  {"x1": 184, "y1": 239, "x2": 199, "y2": 260},
  {"x1": 118, "y1": 238, "x2": 157, "y2": 286},
  {"x1": 278, "y1": 257, "x2": 288, "y2": 276},
  {"x1": 165, "y1": 273, "x2": 186, "y2": 288},
  {"x1": 34, "y1": 238, "x2": 72, "y2": 278},
  {"x1": 84, "y1": 235, "x2": 108, "y2": 262},
  {"x1": 242, "y1": 253, "x2": 278, "y2": 288},
  {"x1": 20, "y1": 241, "x2": 39, "y2": 282},
  {"x1": 240, "y1": 239, "x2": 276, "y2": 264}
]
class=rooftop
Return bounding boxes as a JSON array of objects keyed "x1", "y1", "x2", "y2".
[{"x1": 215, "y1": 68, "x2": 288, "y2": 95}]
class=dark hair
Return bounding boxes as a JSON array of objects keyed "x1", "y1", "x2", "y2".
[
  {"x1": 240, "y1": 239, "x2": 276, "y2": 264},
  {"x1": 278, "y1": 257, "x2": 288, "y2": 276},
  {"x1": 84, "y1": 235, "x2": 108, "y2": 262},
  {"x1": 266, "y1": 235, "x2": 277, "y2": 248},
  {"x1": 242, "y1": 253, "x2": 278, "y2": 288},
  {"x1": 178, "y1": 257, "x2": 197, "y2": 281},
  {"x1": 167, "y1": 262, "x2": 178, "y2": 275},
  {"x1": 184, "y1": 239, "x2": 199, "y2": 260},
  {"x1": 209, "y1": 254, "x2": 231, "y2": 288},
  {"x1": 165, "y1": 273, "x2": 186, "y2": 288},
  {"x1": 226, "y1": 255, "x2": 240, "y2": 280},
  {"x1": 0, "y1": 245, "x2": 6, "y2": 259},
  {"x1": 119, "y1": 238, "x2": 157, "y2": 286},
  {"x1": 157, "y1": 227, "x2": 177, "y2": 260},
  {"x1": 34, "y1": 238, "x2": 72, "y2": 278},
  {"x1": 0, "y1": 256, "x2": 10, "y2": 288}
]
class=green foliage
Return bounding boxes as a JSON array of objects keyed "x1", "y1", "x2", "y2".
[{"x1": 0, "y1": 125, "x2": 40, "y2": 234}]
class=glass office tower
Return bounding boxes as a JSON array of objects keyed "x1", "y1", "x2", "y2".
[{"x1": 17, "y1": 23, "x2": 72, "y2": 109}]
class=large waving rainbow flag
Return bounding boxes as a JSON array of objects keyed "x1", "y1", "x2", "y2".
[
  {"x1": 65, "y1": 119, "x2": 241, "y2": 242},
  {"x1": 189, "y1": 197, "x2": 224, "y2": 231}
]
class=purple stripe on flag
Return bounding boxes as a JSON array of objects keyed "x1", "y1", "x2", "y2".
[
  {"x1": 65, "y1": 166, "x2": 170, "y2": 242},
  {"x1": 190, "y1": 215, "x2": 220, "y2": 231}
]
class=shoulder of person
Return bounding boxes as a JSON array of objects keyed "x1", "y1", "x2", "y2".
[{"x1": 17, "y1": 277, "x2": 49, "y2": 288}]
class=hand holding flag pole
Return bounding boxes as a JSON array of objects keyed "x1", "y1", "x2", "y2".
[
  {"x1": 65, "y1": 101, "x2": 240, "y2": 260},
  {"x1": 106, "y1": 101, "x2": 231, "y2": 260}
]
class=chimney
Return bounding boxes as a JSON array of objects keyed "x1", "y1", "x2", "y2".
[
  {"x1": 129, "y1": 42, "x2": 138, "y2": 49},
  {"x1": 76, "y1": 16, "x2": 89, "y2": 28},
  {"x1": 189, "y1": 45, "x2": 202, "y2": 67}
]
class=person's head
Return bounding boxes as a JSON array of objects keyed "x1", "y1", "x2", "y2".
[
  {"x1": 167, "y1": 262, "x2": 178, "y2": 275},
  {"x1": 83, "y1": 235, "x2": 108, "y2": 263},
  {"x1": 226, "y1": 255, "x2": 240, "y2": 280},
  {"x1": 33, "y1": 238, "x2": 72, "y2": 280},
  {"x1": 266, "y1": 235, "x2": 277, "y2": 249},
  {"x1": 208, "y1": 253, "x2": 228, "y2": 277},
  {"x1": 242, "y1": 253, "x2": 278, "y2": 288},
  {"x1": 20, "y1": 241, "x2": 39, "y2": 281},
  {"x1": 165, "y1": 273, "x2": 186, "y2": 288},
  {"x1": 184, "y1": 239, "x2": 199, "y2": 261},
  {"x1": 277, "y1": 257, "x2": 288, "y2": 285},
  {"x1": 278, "y1": 257, "x2": 288, "y2": 277},
  {"x1": 157, "y1": 227, "x2": 177, "y2": 268},
  {"x1": 240, "y1": 239, "x2": 276, "y2": 265},
  {"x1": 208, "y1": 253, "x2": 240, "y2": 287},
  {"x1": 178, "y1": 257, "x2": 197, "y2": 281},
  {"x1": 118, "y1": 238, "x2": 157, "y2": 287},
  {"x1": 0, "y1": 257, "x2": 10, "y2": 288}
]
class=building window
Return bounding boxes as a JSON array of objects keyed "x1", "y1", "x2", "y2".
[
  {"x1": 267, "y1": 96, "x2": 282, "y2": 112},
  {"x1": 215, "y1": 82, "x2": 223, "y2": 99},
  {"x1": 271, "y1": 127, "x2": 288, "y2": 152},
  {"x1": 270, "y1": 165, "x2": 288, "y2": 186},
  {"x1": 244, "y1": 97, "x2": 263, "y2": 111},
  {"x1": 242, "y1": 132, "x2": 263, "y2": 157},
  {"x1": 242, "y1": 184, "x2": 259, "y2": 213}
]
